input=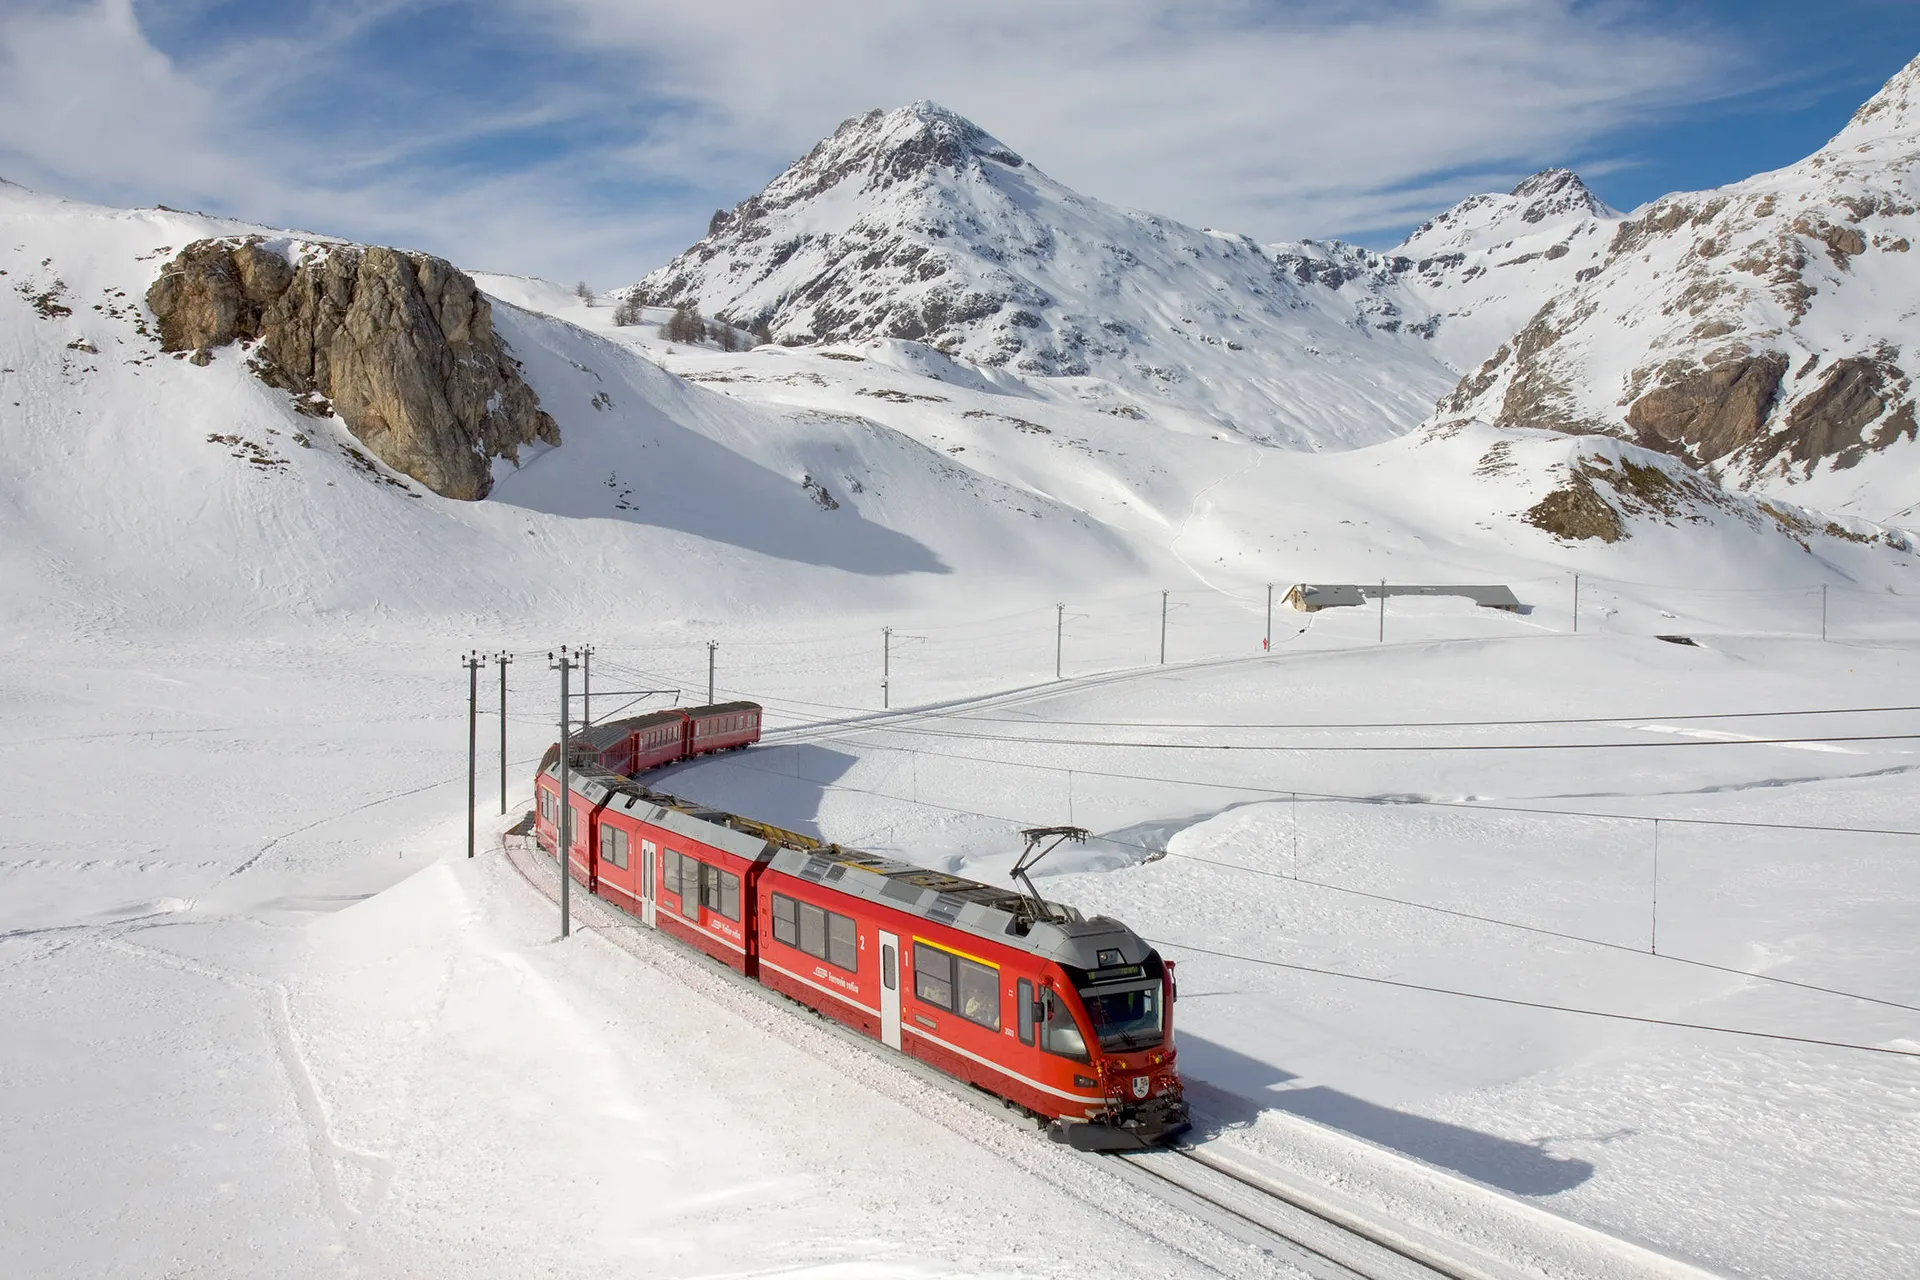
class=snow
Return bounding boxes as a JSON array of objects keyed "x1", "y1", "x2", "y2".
[{"x1": 4, "y1": 157, "x2": 1919, "y2": 1280}]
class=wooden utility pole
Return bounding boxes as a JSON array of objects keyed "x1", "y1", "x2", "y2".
[
  {"x1": 580, "y1": 644, "x2": 594, "y2": 727},
  {"x1": 464, "y1": 652, "x2": 482, "y2": 858},
  {"x1": 549, "y1": 647, "x2": 574, "y2": 938},
  {"x1": 495, "y1": 652, "x2": 512, "y2": 815}
]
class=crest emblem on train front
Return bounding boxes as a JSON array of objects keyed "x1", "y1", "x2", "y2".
[{"x1": 1132, "y1": 1075, "x2": 1150, "y2": 1099}]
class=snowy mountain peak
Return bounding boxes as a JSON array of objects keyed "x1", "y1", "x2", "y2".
[
  {"x1": 1831, "y1": 52, "x2": 1920, "y2": 150},
  {"x1": 633, "y1": 103, "x2": 1479, "y2": 449},
  {"x1": 1508, "y1": 168, "x2": 1611, "y2": 221},
  {"x1": 1396, "y1": 168, "x2": 1617, "y2": 264},
  {"x1": 765, "y1": 101, "x2": 1023, "y2": 204}
]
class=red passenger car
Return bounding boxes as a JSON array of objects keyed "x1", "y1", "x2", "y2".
[
  {"x1": 531, "y1": 701, "x2": 1186, "y2": 1149},
  {"x1": 681, "y1": 701, "x2": 761, "y2": 756},
  {"x1": 752, "y1": 846, "x2": 1186, "y2": 1148}
]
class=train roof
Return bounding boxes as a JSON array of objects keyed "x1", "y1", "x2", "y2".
[
  {"x1": 684, "y1": 700, "x2": 761, "y2": 716},
  {"x1": 542, "y1": 754, "x2": 1157, "y2": 972}
]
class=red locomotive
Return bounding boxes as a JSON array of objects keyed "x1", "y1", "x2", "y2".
[{"x1": 532, "y1": 702, "x2": 1190, "y2": 1150}]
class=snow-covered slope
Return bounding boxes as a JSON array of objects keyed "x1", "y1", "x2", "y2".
[
  {"x1": 8, "y1": 168, "x2": 1920, "y2": 1280},
  {"x1": 630, "y1": 102, "x2": 1476, "y2": 450},
  {"x1": 1393, "y1": 168, "x2": 1623, "y2": 371},
  {"x1": 1432, "y1": 54, "x2": 1920, "y2": 520},
  {"x1": 0, "y1": 182, "x2": 1157, "y2": 642}
]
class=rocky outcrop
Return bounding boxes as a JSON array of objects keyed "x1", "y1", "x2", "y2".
[
  {"x1": 1427, "y1": 53, "x2": 1920, "y2": 503},
  {"x1": 1623, "y1": 351, "x2": 1789, "y2": 461},
  {"x1": 148, "y1": 237, "x2": 558, "y2": 499}
]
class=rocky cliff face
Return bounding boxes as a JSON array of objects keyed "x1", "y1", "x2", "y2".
[
  {"x1": 148, "y1": 237, "x2": 558, "y2": 499},
  {"x1": 1428, "y1": 54, "x2": 1920, "y2": 512}
]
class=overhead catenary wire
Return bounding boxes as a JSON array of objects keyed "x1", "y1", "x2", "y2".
[
  {"x1": 1149, "y1": 939, "x2": 1920, "y2": 1060},
  {"x1": 688, "y1": 748, "x2": 1920, "y2": 1015},
  {"x1": 784, "y1": 729, "x2": 1920, "y2": 840},
  {"x1": 789, "y1": 721, "x2": 1920, "y2": 753},
  {"x1": 865, "y1": 702, "x2": 1920, "y2": 732},
  {"x1": 635, "y1": 749, "x2": 1920, "y2": 1056}
]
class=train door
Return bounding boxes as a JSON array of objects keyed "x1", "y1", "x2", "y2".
[
  {"x1": 877, "y1": 930, "x2": 902, "y2": 1051},
  {"x1": 639, "y1": 839, "x2": 657, "y2": 927}
]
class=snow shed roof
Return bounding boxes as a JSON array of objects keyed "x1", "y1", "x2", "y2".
[{"x1": 1287, "y1": 583, "x2": 1520, "y2": 610}]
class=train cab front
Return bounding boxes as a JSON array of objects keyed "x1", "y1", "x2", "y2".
[{"x1": 1030, "y1": 922, "x2": 1191, "y2": 1152}]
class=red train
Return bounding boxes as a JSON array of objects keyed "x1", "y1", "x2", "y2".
[{"x1": 533, "y1": 702, "x2": 1190, "y2": 1150}]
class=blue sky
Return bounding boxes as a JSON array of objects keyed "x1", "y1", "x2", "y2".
[{"x1": 1, "y1": 1, "x2": 1916, "y2": 285}]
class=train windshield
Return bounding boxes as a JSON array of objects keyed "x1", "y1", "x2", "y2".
[{"x1": 1078, "y1": 981, "x2": 1163, "y2": 1051}]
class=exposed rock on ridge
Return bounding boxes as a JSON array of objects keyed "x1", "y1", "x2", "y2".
[
  {"x1": 148, "y1": 237, "x2": 558, "y2": 499},
  {"x1": 1427, "y1": 53, "x2": 1920, "y2": 508}
]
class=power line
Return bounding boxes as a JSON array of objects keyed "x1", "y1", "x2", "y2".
[
  {"x1": 1150, "y1": 939, "x2": 1920, "y2": 1060},
  {"x1": 761, "y1": 730, "x2": 1920, "y2": 839},
  {"x1": 1162, "y1": 849, "x2": 1920, "y2": 1014},
  {"x1": 800, "y1": 719, "x2": 1920, "y2": 753},
  {"x1": 687, "y1": 749, "x2": 1920, "y2": 1012},
  {"x1": 875, "y1": 702, "x2": 1920, "y2": 732}
]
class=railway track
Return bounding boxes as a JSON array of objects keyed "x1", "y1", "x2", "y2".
[
  {"x1": 495, "y1": 825, "x2": 1521, "y2": 1280},
  {"x1": 1102, "y1": 1145, "x2": 1491, "y2": 1280}
]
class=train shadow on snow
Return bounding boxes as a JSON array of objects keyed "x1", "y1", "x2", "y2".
[
  {"x1": 1175, "y1": 1033, "x2": 1597, "y2": 1196},
  {"x1": 655, "y1": 744, "x2": 860, "y2": 843}
]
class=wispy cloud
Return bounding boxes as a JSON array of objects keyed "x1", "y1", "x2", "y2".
[{"x1": 0, "y1": 0, "x2": 1885, "y2": 284}]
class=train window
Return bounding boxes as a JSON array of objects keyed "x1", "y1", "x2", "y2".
[
  {"x1": 1041, "y1": 991, "x2": 1090, "y2": 1062},
  {"x1": 1017, "y1": 979, "x2": 1036, "y2": 1046},
  {"x1": 679, "y1": 858, "x2": 701, "y2": 921},
  {"x1": 663, "y1": 850, "x2": 680, "y2": 896},
  {"x1": 571, "y1": 806, "x2": 589, "y2": 847},
  {"x1": 913, "y1": 943, "x2": 954, "y2": 1010},
  {"x1": 882, "y1": 946, "x2": 897, "y2": 991},
  {"x1": 799, "y1": 902, "x2": 828, "y2": 959},
  {"x1": 700, "y1": 863, "x2": 721, "y2": 913},
  {"x1": 827, "y1": 913, "x2": 856, "y2": 972},
  {"x1": 719, "y1": 870, "x2": 740, "y2": 921},
  {"x1": 599, "y1": 827, "x2": 628, "y2": 870},
  {"x1": 771, "y1": 893, "x2": 798, "y2": 946},
  {"x1": 955, "y1": 956, "x2": 1000, "y2": 1030}
]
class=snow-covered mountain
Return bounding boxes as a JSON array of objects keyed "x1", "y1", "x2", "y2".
[
  {"x1": 630, "y1": 102, "x2": 1644, "y2": 455},
  {"x1": 1431, "y1": 54, "x2": 1920, "y2": 520},
  {"x1": 632, "y1": 102, "x2": 1483, "y2": 450},
  {"x1": 1393, "y1": 168, "x2": 1623, "y2": 371}
]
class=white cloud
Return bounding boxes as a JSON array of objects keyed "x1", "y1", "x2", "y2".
[
  {"x1": 0, "y1": 0, "x2": 1754, "y2": 283},
  {"x1": 526, "y1": 0, "x2": 1740, "y2": 240}
]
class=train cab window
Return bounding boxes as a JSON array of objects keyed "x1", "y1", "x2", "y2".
[
  {"x1": 771, "y1": 893, "x2": 798, "y2": 945},
  {"x1": 827, "y1": 913, "x2": 856, "y2": 972},
  {"x1": 913, "y1": 943, "x2": 953, "y2": 1009},
  {"x1": 1041, "y1": 990, "x2": 1090, "y2": 1062},
  {"x1": 1017, "y1": 979, "x2": 1036, "y2": 1046},
  {"x1": 1079, "y1": 983, "x2": 1163, "y2": 1051}
]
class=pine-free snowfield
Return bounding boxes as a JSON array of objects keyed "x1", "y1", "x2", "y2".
[
  {"x1": 2, "y1": 184, "x2": 1917, "y2": 1279},
  {"x1": 3, "y1": 616, "x2": 1916, "y2": 1279}
]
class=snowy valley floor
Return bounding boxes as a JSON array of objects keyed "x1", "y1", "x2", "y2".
[{"x1": 3, "y1": 606, "x2": 1917, "y2": 1280}]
